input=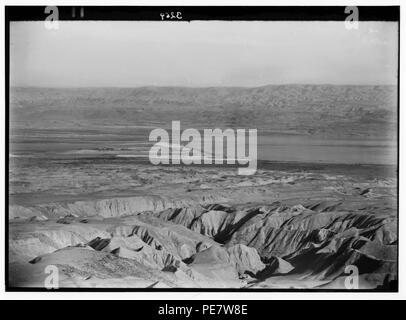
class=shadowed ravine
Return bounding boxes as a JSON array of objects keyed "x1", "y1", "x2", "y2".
[
  {"x1": 9, "y1": 160, "x2": 397, "y2": 289},
  {"x1": 8, "y1": 86, "x2": 398, "y2": 289}
]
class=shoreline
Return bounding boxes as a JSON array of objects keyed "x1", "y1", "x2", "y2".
[{"x1": 10, "y1": 155, "x2": 398, "y2": 177}]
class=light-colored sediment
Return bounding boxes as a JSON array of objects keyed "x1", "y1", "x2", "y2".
[{"x1": 9, "y1": 162, "x2": 397, "y2": 289}]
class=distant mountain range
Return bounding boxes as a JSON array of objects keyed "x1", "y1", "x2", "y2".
[{"x1": 10, "y1": 85, "x2": 397, "y2": 139}]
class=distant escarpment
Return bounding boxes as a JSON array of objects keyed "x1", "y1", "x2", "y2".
[{"x1": 10, "y1": 85, "x2": 397, "y2": 138}]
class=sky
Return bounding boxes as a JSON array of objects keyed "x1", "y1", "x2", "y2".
[{"x1": 10, "y1": 21, "x2": 398, "y2": 87}]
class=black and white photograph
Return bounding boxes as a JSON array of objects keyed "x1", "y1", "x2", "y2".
[{"x1": 4, "y1": 5, "x2": 399, "y2": 292}]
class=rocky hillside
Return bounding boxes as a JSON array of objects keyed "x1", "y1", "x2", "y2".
[{"x1": 9, "y1": 162, "x2": 397, "y2": 289}]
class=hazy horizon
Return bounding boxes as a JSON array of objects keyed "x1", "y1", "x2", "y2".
[
  {"x1": 10, "y1": 83, "x2": 399, "y2": 89},
  {"x1": 10, "y1": 21, "x2": 398, "y2": 87}
]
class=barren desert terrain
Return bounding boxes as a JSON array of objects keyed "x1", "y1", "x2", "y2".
[{"x1": 8, "y1": 85, "x2": 398, "y2": 289}]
